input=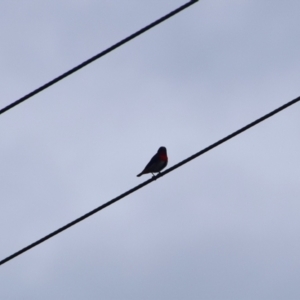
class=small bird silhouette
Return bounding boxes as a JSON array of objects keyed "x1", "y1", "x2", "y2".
[{"x1": 137, "y1": 147, "x2": 168, "y2": 177}]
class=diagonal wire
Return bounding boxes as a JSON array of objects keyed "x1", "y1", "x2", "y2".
[
  {"x1": 0, "y1": 0, "x2": 199, "y2": 116},
  {"x1": 1, "y1": 95, "x2": 299, "y2": 266}
]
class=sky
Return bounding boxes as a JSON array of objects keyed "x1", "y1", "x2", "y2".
[{"x1": 1, "y1": 0, "x2": 300, "y2": 299}]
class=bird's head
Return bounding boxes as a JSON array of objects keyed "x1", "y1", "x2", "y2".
[{"x1": 157, "y1": 146, "x2": 167, "y2": 155}]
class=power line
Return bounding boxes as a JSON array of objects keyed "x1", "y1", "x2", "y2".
[
  {"x1": 0, "y1": 0, "x2": 199, "y2": 116},
  {"x1": 1, "y1": 95, "x2": 299, "y2": 266}
]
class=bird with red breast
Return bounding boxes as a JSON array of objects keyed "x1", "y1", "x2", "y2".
[{"x1": 137, "y1": 146, "x2": 168, "y2": 177}]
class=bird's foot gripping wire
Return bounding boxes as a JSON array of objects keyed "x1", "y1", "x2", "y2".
[{"x1": 151, "y1": 173, "x2": 157, "y2": 180}]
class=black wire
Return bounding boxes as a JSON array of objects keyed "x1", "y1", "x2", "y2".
[
  {"x1": 0, "y1": 0, "x2": 199, "y2": 116},
  {"x1": 1, "y1": 95, "x2": 299, "y2": 266}
]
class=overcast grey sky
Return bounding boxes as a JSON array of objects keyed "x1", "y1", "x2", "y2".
[{"x1": 1, "y1": 1, "x2": 300, "y2": 299}]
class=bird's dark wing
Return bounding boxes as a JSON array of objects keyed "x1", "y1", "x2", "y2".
[{"x1": 143, "y1": 153, "x2": 159, "y2": 170}]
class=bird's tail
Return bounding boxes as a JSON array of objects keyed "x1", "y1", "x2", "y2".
[{"x1": 136, "y1": 172, "x2": 143, "y2": 177}]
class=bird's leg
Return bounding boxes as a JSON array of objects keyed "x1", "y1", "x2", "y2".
[{"x1": 151, "y1": 173, "x2": 157, "y2": 180}]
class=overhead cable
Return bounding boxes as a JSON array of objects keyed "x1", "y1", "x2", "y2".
[
  {"x1": 0, "y1": 0, "x2": 199, "y2": 116},
  {"x1": 1, "y1": 95, "x2": 299, "y2": 266}
]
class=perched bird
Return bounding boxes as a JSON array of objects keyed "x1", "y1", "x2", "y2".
[{"x1": 137, "y1": 146, "x2": 168, "y2": 177}]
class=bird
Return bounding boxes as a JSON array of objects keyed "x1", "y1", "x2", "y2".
[{"x1": 137, "y1": 146, "x2": 168, "y2": 177}]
